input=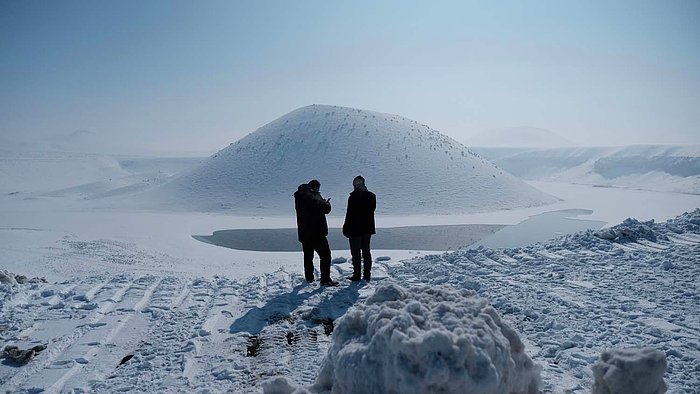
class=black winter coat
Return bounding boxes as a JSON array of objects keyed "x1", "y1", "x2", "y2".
[
  {"x1": 294, "y1": 184, "x2": 332, "y2": 242},
  {"x1": 342, "y1": 188, "x2": 376, "y2": 237}
]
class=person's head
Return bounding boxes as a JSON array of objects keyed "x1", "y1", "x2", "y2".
[
  {"x1": 308, "y1": 179, "x2": 321, "y2": 192},
  {"x1": 353, "y1": 175, "x2": 365, "y2": 190}
]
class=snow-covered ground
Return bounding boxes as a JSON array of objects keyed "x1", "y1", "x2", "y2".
[
  {"x1": 2, "y1": 146, "x2": 700, "y2": 392},
  {"x1": 2, "y1": 207, "x2": 698, "y2": 392}
]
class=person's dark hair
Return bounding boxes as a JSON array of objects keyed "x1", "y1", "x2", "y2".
[
  {"x1": 353, "y1": 175, "x2": 365, "y2": 184},
  {"x1": 308, "y1": 179, "x2": 321, "y2": 189}
]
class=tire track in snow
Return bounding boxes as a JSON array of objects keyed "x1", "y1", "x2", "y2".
[
  {"x1": 170, "y1": 279, "x2": 192, "y2": 309},
  {"x1": 47, "y1": 278, "x2": 162, "y2": 393},
  {"x1": 1, "y1": 277, "x2": 138, "y2": 391},
  {"x1": 83, "y1": 279, "x2": 110, "y2": 302},
  {"x1": 95, "y1": 276, "x2": 235, "y2": 391}
]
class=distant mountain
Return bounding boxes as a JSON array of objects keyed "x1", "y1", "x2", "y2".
[
  {"x1": 0, "y1": 150, "x2": 202, "y2": 195},
  {"x1": 1, "y1": 130, "x2": 123, "y2": 155},
  {"x1": 138, "y1": 105, "x2": 557, "y2": 215},
  {"x1": 0, "y1": 150, "x2": 128, "y2": 194},
  {"x1": 466, "y1": 127, "x2": 576, "y2": 148}
]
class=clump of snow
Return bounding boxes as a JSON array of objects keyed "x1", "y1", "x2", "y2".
[
  {"x1": 1, "y1": 344, "x2": 47, "y2": 364},
  {"x1": 304, "y1": 282, "x2": 541, "y2": 394},
  {"x1": 261, "y1": 377, "x2": 306, "y2": 394},
  {"x1": 591, "y1": 348, "x2": 667, "y2": 394},
  {"x1": 0, "y1": 270, "x2": 17, "y2": 285},
  {"x1": 0, "y1": 270, "x2": 47, "y2": 285},
  {"x1": 594, "y1": 218, "x2": 667, "y2": 243},
  {"x1": 664, "y1": 208, "x2": 700, "y2": 234}
]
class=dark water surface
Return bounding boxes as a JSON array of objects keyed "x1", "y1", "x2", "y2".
[
  {"x1": 193, "y1": 224, "x2": 504, "y2": 252},
  {"x1": 193, "y1": 209, "x2": 606, "y2": 252}
]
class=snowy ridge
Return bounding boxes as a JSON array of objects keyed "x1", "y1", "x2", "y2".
[
  {"x1": 140, "y1": 105, "x2": 556, "y2": 215},
  {"x1": 473, "y1": 145, "x2": 700, "y2": 194},
  {"x1": 1, "y1": 210, "x2": 698, "y2": 392}
]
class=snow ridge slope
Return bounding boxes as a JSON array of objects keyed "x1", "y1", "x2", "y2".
[
  {"x1": 143, "y1": 105, "x2": 556, "y2": 214},
  {"x1": 473, "y1": 145, "x2": 700, "y2": 194}
]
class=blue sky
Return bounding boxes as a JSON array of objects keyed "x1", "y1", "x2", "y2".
[{"x1": 1, "y1": 0, "x2": 699, "y2": 154}]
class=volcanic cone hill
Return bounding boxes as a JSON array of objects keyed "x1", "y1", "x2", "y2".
[{"x1": 146, "y1": 105, "x2": 557, "y2": 215}]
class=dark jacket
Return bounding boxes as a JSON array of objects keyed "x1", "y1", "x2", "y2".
[
  {"x1": 342, "y1": 187, "x2": 376, "y2": 237},
  {"x1": 294, "y1": 183, "x2": 332, "y2": 242}
]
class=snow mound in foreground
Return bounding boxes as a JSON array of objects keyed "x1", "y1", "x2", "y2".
[
  {"x1": 265, "y1": 283, "x2": 541, "y2": 394},
  {"x1": 591, "y1": 348, "x2": 667, "y2": 394}
]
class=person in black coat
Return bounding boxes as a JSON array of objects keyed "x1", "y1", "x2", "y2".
[
  {"x1": 342, "y1": 176, "x2": 376, "y2": 281},
  {"x1": 294, "y1": 179, "x2": 338, "y2": 286}
]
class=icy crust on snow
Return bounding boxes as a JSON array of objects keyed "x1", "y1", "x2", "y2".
[
  {"x1": 307, "y1": 283, "x2": 540, "y2": 394},
  {"x1": 145, "y1": 104, "x2": 556, "y2": 215},
  {"x1": 386, "y1": 209, "x2": 700, "y2": 392},
  {"x1": 591, "y1": 348, "x2": 667, "y2": 394}
]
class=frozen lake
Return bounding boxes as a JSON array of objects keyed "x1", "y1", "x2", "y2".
[{"x1": 193, "y1": 224, "x2": 505, "y2": 252}]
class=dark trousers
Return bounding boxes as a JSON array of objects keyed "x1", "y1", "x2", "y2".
[
  {"x1": 349, "y1": 234, "x2": 372, "y2": 279},
  {"x1": 301, "y1": 236, "x2": 332, "y2": 282}
]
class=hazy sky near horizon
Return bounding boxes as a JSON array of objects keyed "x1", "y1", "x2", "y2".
[{"x1": 1, "y1": 0, "x2": 699, "y2": 154}]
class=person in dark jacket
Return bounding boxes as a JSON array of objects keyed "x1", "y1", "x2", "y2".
[
  {"x1": 294, "y1": 179, "x2": 338, "y2": 286},
  {"x1": 342, "y1": 176, "x2": 376, "y2": 281}
]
